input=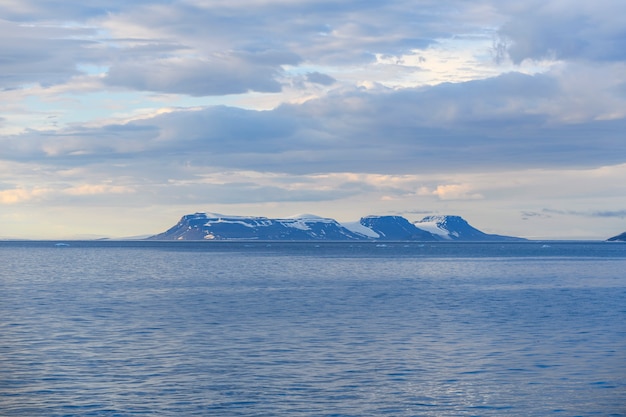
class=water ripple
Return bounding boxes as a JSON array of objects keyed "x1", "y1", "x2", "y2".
[{"x1": 1, "y1": 242, "x2": 625, "y2": 416}]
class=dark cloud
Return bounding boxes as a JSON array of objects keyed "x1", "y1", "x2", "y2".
[
  {"x1": 0, "y1": 20, "x2": 98, "y2": 89},
  {"x1": 0, "y1": 0, "x2": 167, "y2": 21},
  {"x1": 543, "y1": 208, "x2": 626, "y2": 218},
  {"x1": 592, "y1": 210, "x2": 626, "y2": 218},
  {"x1": 521, "y1": 211, "x2": 551, "y2": 220},
  {"x1": 104, "y1": 55, "x2": 288, "y2": 96},
  {"x1": 305, "y1": 72, "x2": 336, "y2": 86},
  {"x1": 496, "y1": 1, "x2": 626, "y2": 63}
]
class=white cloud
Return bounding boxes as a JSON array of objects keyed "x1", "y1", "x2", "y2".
[
  {"x1": 496, "y1": 0, "x2": 626, "y2": 64},
  {"x1": 63, "y1": 184, "x2": 135, "y2": 196},
  {"x1": 428, "y1": 184, "x2": 484, "y2": 201},
  {"x1": 0, "y1": 187, "x2": 48, "y2": 204}
]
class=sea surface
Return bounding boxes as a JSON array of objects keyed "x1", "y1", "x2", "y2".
[{"x1": 1, "y1": 241, "x2": 625, "y2": 416}]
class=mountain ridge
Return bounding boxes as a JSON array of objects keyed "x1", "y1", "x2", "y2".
[{"x1": 148, "y1": 213, "x2": 525, "y2": 241}]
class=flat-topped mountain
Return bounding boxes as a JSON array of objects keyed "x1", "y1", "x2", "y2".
[
  {"x1": 148, "y1": 213, "x2": 524, "y2": 241},
  {"x1": 414, "y1": 215, "x2": 523, "y2": 241},
  {"x1": 149, "y1": 213, "x2": 364, "y2": 241}
]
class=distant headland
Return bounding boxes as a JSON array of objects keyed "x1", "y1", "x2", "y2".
[{"x1": 148, "y1": 213, "x2": 527, "y2": 241}]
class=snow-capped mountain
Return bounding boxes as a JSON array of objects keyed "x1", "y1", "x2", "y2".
[
  {"x1": 149, "y1": 212, "x2": 523, "y2": 241},
  {"x1": 607, "y1": 231, "x2": 626, "y2": 242},
  {"x1": 413, "y1": 215, "x2": 524, "y2": 241},
  {"x1": 148, "y1": 213, "x2": 366, "y2": 240}
]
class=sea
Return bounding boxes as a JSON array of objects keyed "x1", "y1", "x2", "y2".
[{"x1": 1, "y1": 240, "x2": 625, "y2": 416}]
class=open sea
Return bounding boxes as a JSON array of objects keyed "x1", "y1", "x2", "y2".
[{"x1": 1, "y1": 240, "x2": 625, "y2": 416}]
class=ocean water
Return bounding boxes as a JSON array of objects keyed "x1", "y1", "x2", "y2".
[{"x1": 1, "y1": 241, "x2": 625, "y2": 416}]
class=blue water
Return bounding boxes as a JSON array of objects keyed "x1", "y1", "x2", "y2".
[{"x1": 1, "y1": 241, "x2": 625, "y2": 416}]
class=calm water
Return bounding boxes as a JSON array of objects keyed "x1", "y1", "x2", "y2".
[{"x1": 1, "y1": 241, "x2": 625, "y2": 416}]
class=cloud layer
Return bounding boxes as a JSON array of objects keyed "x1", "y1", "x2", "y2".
[{"x1": 1, "y1": 0, "x2": 626, "y2": 239}]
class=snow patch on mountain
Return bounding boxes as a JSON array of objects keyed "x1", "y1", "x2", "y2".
[
  {"x1": 342, "y1": 221, "x2": 381, "y2": 238},
  {"x1": 204, "y1": 216, "x2": 273, "y2": 228},
  {"x1": 278, "y1": 218, "x2": 313, "y2": 231},
  {"x1": 279, "y1": 214, "x2": 338, "y2": 231},
  {"x1": 412, "y1": 219, "x2": 451, "y2": 239}
]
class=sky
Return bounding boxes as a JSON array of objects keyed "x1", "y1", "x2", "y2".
[{"x1": 1, "y1": 0, "x2": 626, "y2": 240}]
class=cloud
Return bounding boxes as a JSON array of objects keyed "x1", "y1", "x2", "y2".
[
  {"x1": 90, "y1": 0, "x2": 456, "y2": 95},
  {"x1": 426, "y1": 184, "x2": 484, "y2": 201},
  {"x1": 0, "y1": 187, "x2": 49, "y2": 204},
  {"x1": 542, "y1": 208, "x2": 626, "y2": 218},
  {"x1": 591, "y1": 210, "x2": 626, "y2": 218},
  {"x1": 0, "y1": 0, "x2": 476, "y2": 96},
  {"x1": 496, "y1": 0, "x2": 626, "y2": 64},
  {"x1": 521, "y1": 211, "x2": 551, "y2": 220},
  {"x1": 0, "y1": 0, "x2": 157, "y2": 21},
  {"x1": 2, "y1": 0, "x2": 623, "y2": 97},
  {"x1": 0, "y1": 20, "x2": 97, "y2": 89},
  {"x1": 104, "y1": 50, "x2": 300, "y2": 96},
  {"x1": 63, "y1": 184, "x2": 135, "y2": 196},
  {"x1": 4, "y1": 70, "x2": 626, "y2": 175},
  {"x1": 305, "y1": 72, "x2": 336, "y2": 86},
  {"x1": 0, "y1": 182, "x2": 136, "y2": 205}
]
